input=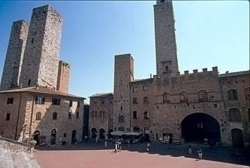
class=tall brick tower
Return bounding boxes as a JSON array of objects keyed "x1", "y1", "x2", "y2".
[
  {"x1": 113, "y1": 54, "x2": 134, "y2": 132},
  {"x1": 0, "y1": 20, "x2": 29, "y2": 91},
  {"x1": 20, "y1": 5, "x2": 63, "y2": 88},
  {"x1": 154, "y1": 0, "x2": 179, "y2": 77},
  {"x1": 57, "y1": 60, "x2": 70, "y2": 93}
]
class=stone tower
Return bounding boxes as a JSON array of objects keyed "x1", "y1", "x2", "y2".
[
  {"x1": 0, "y1": 20, "x2": 29, "y2": 91},
  {"x1": 113, "y1": 54, "x2": 134, "y2": 132},
  {"x1": 20, "y1": 5, "x2": 63, "y2": 88},
  {"x1": 154, "y1": 0, "x2": 179, "y2": 77},
  {"x1": 57, "y1": 60, "x2": 70, "y2": 93}
]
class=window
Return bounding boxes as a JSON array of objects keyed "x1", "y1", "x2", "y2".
[
  {"x1": 229, "y1": 108, "x2": 241, "y2": 122},
  {"x1": 133, "y1": 97, "x2": 138, "y2": 104},
  {"x1": 132, "y1": 86, "x2": 137, "y2": 92},
  {"x1": 7, "y1": 98, "x2": 14, "y2": 104},
  {"x1": 35, "y1": 97, "x2": 45, "y2": 104},
  {"x1": 93, "y1": 99, "x2": 97, "y2": 104},
  {"x1": 101, "y1": 99, "x2": 105, "y2": 104},
  {"x1": 52, "y1": 98, "x2": 60, "y2": 105},
  {"x1": 52, "y1": 112, "x2": 57, "y2": 120},
  {"x1": 77, "y1": 101, "x2": 80, "y2": 107},
  {"x1": 144, "y1": 111, "x2": 149, "y2": 119},
  {"x1": 143, "y1": 97, "x2": 149, "y2": 104},
  {"x1": 6, "y1": 113, "x2": 10, "y2": 120},
  {"x1": 227, "y1": 89, "x2": 238, "y2": 101},
  {"x1": 179, "y1": 91, "x2": 188, "y2": 103},
  {"x1": 165, "y1": 66, "x2": 169, "y2": 71},
  {"x1": 248, "y1": 109, "x2": 250, "y2": 122},
  {"x1": 31, "y1": 38, "x2": 34, "y2": 43},
  {"x1": 133, "y1": 111, "x2": 137, "y2": 119},
  {"x1": 36, "y1": 112, "x2": 41, "y2": 120},
  {"x1": 68, "y1": 112, "x2": 72, "y2": 119},
  {"x1": 143, "y1": 85, "x2": 149, "y2": 91},
  {"x1": 163, "y1": 93, "x2": 170, "y2": 103},
  {"x1": 198, "y1": 90, "x2": 208, "y2": 102},
  {"x1": 69, "y1": 100, "x2": 73, "y2": 107},
  {"x1": 63, "y1": 133, "x2": 67, "y2": 137},
  {"x1": 28, "y1": 79, "x2": 31, "y2": 86},
  {"x1": 76, "y1": 112, "x2": 79, "y2": 119},
  {"x1": 118, "y1": 116, "x2": 124, "y2": 123},
  {"x1": 244, "y1": 87, "x2": 250, "y2": 100}
]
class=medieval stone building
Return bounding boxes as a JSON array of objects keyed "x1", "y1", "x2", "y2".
[
  {"x1": 0, "y1": 5, "x2": 85, "y2": 145},
  {"x1": 89, "y1": 0, "x2": 250, "y2": 148}
]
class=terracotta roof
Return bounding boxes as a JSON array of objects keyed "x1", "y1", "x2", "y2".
[
  {"x1": 219, "y1": 70, "x2": 250, "y2": 78},
  {"x1": 0, "y1": 86, "x2": 85, "y2": 99},
  {"x1": 89, "y1": 93, "x2": 113, "y2": 98}
]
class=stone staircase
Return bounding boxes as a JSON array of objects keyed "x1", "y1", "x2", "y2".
[{"x1": 0, "y1": 137, "x2": 40, "y2": 168}]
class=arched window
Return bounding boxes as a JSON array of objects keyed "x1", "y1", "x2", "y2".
[
  {"x1": 118, "y1": 116, "x2": 124, "y2": 123},
  {"x1": 163, "y1": 93, "x2": 170, "y2": 103},
  {"x1": 179, "y1": 91, "x2": 188, "y2": 103},
  {"x1": 36, "y1": 112, "x2": 41, "y2": 120},
  {"x1": 133, "y1": 111, "x2": 137, "y2": 119},
  {"x1": 133, "y1": 97, "x2": 138, "y2": 104},
  {"x1": 229, "y1": 108, "x2": 241, "y2": 122},
  {"x1": 244, "y1": 87, "x2": 250, "y2": 100},
  {"x1": 227, "y1": 89, "x2": 238, "y2": 100},
  {"x1": 52, "y1": 112, "x2": 57, "y2": 120},
  {"x1": 144, "y1": 111, "x2": 149, "y2": 119},
  {"x1": 198, "y1": 90, "x2": 208, "y2": 102},
  {"x1": 143, "y1": 97, "x2": 149, "y2": 103}
]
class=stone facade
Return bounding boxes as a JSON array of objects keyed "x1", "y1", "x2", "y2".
[
  {"x1": 57, "y1": 61, "x2": 70, "y2": 93},
  {"x1": 0, "y1": 20, "x2": 29, "y2": 91},
  {"x1": 20, "y1": 5, "x2": 62, "y2": 89},
  {"x1": 89, "y1": 93, "x2": 113, "y2": 139},
  {"x1": 89, "y1": 0, "x2": 250, "y2": 148},
  {"x1": 0, "y1": 86, "x2": 84, "y2": 145}
]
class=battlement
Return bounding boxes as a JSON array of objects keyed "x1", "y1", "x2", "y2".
[{"x1": 180, "y1": 66, "x2": 218, "y2": 78}]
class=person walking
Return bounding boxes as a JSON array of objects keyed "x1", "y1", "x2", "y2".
[
  {"x1": 197, "y1": 149, "x2": 202, "y2": 160},
  {"x1": 188, "y1": 145, "x2": 192, "y2": 154},
  {"x1": 147, "y1": 143, "x2": 151, "y2": 152},
  {"x1": 118, "y1": 140, "x2": 122, "y2": 152},
  {"x1": 114, "y1": 141, "x2": 118, "y2": 153}
]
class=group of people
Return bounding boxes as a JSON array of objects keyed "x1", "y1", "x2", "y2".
[{"x1": 188, "y1": 145, "x2": 202, "y2": 160}]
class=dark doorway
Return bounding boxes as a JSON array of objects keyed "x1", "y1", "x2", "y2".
[
  {"x1": 50, "y1": 129, "x2": 56, "y2": 145},
  {"x1": 99, "y1": 129, "x2": 105, "y2": 139},
  {"x1": 91, "y1": 128, "x2": 97, "y2": 139},
  {"x1": 181, "y1": 113, "x2": 220, "y2": 143},
  {"x1": 231, "y1": 128, "x2": 244, "y2": 148},
  {"x1": 71, "y1": 130, "x2": 77, "y2": 143},
  {"x1": 33, "y1": 131, "x2": 40, "y2": 146}
]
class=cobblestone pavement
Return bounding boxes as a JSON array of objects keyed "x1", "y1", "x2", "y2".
[{"x1": 34, "y1": 141, "x2": 250, "y2": 168}]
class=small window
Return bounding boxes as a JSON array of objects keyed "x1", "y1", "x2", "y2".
[
  {"x1": 179, "y1": 91, "x2": 188, "y2": 103},
  {"x1": 28, "y1": 79, "x2": 31, "y2": 86},
  {"x1": 118, "y1": 116, "x2": 124, "y2": 123},
  {"x1": 52, "y1": 98, "x2": 60, "y2": 105},
  {"x1": 69, "y1": 100, "x2": 73, "y2": 107},
  {"x1": 63, "y1": 133, "x2": 67, "y2": 137},
  {"x1": 133, "y1": 97, "x2": 138, "y2": 104},
  {"x1": 76, "y1": 111, "x2": 79, "y2": 119},
  {"x1": 229, "y1": 108, "x2": 241, "y2": 122},
  {"x1": 132, "y1": 86, "x2": 137, "y2": 92},
  {"x1": 165, "y1": 66, "x2": 169, "y2": 71},
  {"x1": 101, "y1": 99, "x2": 105, "y2": 104},
  {"x1": 227, "y1": 89, "x2": 238, "y2": 101},
  {"x1": 7, "y1": 98, "x2": 14, "y2": 104},
  {"x1": 133, "y1": 111, "x2": 137, "y2": 119},
  {"x1": 163, "y1": 93, "x2": 170, "y2": 103},
  {"x1": 36, "y1": 112, "x2": 41, "y2": 120},
  {"x1": 31, "y1": 38, "x2": 34, "y2": 43},
  {"x1": 198, "y1": 90, "x2": 208, "y2": 102},
  {"x1": 143, "y1": 85, "x2": 149, "y2": 91},
  {"x1": 68, "y1": 112, "x2": 72, "y2": 119},
  {"x1": 214, "y1": 104, "x2": 217, "y2": 108},
  {"x1": 6, "y1": 113, "x2": 10, "y2": 121},
  {"x1": 53, "y1": 112, "x2": 57, "y2": 120},
  {"x1": 35, "y1": 97, "x2": 45, "y2": 104},
  {"x1": 244, "y1": 87, "x2": 250, "y2": 100},
  {"x1": 143, "y1": 97, "x2": 149, "y2": 103},
  {"x1": 144, "y1": 111, "x2": 149, "y2": 119}
]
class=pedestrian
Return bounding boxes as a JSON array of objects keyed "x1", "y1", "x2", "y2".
[
  {"x1": 118, "y1": 140, "x2": 122, "y2": 152},
  {"x1": 147, "y1": 143, "x2": 151, "y2": 152},
  {"x1": 197, "y1": 149, "x2": 202, "y2": 160},
  {"x1": 188, "y1": 145, "x2": 192, "y2": 154},
  {"x1": 95, "y1": 136, "x2": 98, "y2": 143},
  {"x1": 105, "y1": 140, "x2": 108, "y2": 147},
  {"x1": 114, "y1": 141, "x2": 118, "y2": 153}
]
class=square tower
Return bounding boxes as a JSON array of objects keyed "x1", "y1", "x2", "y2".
[
  {"x1": 113, "y1": 54, "x2": 134, "y2": 132},
  {"x1": 56, "y1": 60, "x2": 70, "y2": 93},
  {"x1": 0, "y1": 20, "x2": 29, "y2": 91},
  {"x1": 20, "y1": 5, "x2": 63, "y2": 88},
  {"x1": 154, "y1": 0, "x2": 179, "y2": 77}
]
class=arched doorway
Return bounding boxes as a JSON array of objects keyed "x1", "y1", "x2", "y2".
[
  {"x1": 99, "y1": 129, "x2": 105, "y2": 139},
  {"x1": 50, "y1": 129, "x2": 56, "y2": 145},
  {"x1": 181, "y1": 113, "x2": 220, "y2": 143},
  {"x1": 71, "y1": 130, "x2": 77, "y2": 143},
  {"x1": 91, "y1": 128, "x2": 97, "y2": 139},
  {"x1": 231, "y1": 128, "x2": 244, "y2": 148},
  {"x1": 33, "y1": 131, "x2": 40, "y2": 146}
]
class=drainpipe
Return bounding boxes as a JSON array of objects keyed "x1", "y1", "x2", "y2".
[
  {"x1": 15, "y1": 92, "x2": 22, "y2": 140},
  {"x1": 28, "y1": 95, "x2": 35, "y2": 143}
]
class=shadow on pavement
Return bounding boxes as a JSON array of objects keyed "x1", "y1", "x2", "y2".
[{"x1": 35, "y1": 141, "x2": 250, "y2": 166}]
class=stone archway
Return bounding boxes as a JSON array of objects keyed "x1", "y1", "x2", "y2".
[
  {"x1": 181, "y1": 113, "x2": 220, "y2": 143},
  {"x1": 50, "y1": 129, "x2": 56, "y2": 145},
  {"x1": 99, "y1": 129, "x2": 105, "y2": 139},
  {"x1": 231, "y1": 128, "x2": 244, "y2": 148}
]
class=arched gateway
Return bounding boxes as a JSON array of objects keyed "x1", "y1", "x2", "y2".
[{"x1": 181, "y1": 113, "x2": 220, "y2": 143}]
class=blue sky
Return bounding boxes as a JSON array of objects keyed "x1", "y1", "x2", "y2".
[{"x1": 0, "y1": 1, "x2": 249, "y2": 103}]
